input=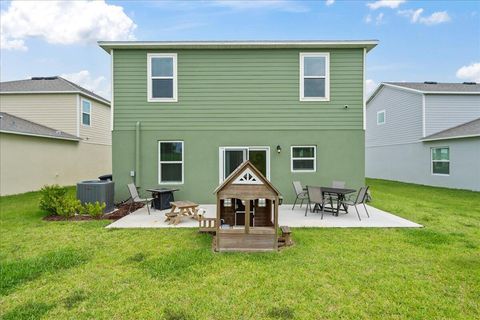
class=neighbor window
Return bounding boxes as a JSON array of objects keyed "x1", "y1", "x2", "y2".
[
  {"x1": 148, "y1": 53, "x2": 177, "y2": 102},
  {"x1": 377, "y1": 110, "x2": 385, "y2": 125},
  {"x1": 432, "y1": 147, "x2": 449, "y2": 175},
  {"x1": 300, "y1": 52, "x2": 330, "y2": 101},
  {"x1": 81, "y1": 99, "x2": 91, "y2": 126},
  {"x1": 291, "y1": 146, "x2": 316, "y2": 172},
  {"x1": 159, "y1": 141, "x2": 184, "y2": 184}
]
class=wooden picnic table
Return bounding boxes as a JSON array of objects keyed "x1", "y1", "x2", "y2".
[{"x1": 165, "y1": 201, "x2": 200, "y2": 225}]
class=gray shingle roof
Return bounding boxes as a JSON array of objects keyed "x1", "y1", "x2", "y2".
[
  {"x1": 385, "y1": 82, "x2": 480, "y2": 93},
  {"x1": 0, "y1": 112, "x2": 80, "y2": 141},
  {"x1": 422, "y1": 118, "x2": 480, "y2": 141},
  {"x1": 0, "y1": 76, "x2": 110, "y2": 105}
]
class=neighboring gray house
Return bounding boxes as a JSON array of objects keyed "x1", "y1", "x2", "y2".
[{"x1": 366, "y1": 82, "x2": 480, "y2": 191}]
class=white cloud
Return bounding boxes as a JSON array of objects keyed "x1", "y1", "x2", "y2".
[
  {"x1": 376, "y1": 13, "x2": 385, "y2": 25},
  {"x1": 326, "y1": 0, "x2": 335, "y2": 6},
  {"x1": 419, "y1": 11, "x2": 451, "y2": 25},
  {"x1": 213, "y1": 0, "x2": 308, "y2": 12},
  {"x1": 365, "y1": 13, "x2": 384, "y2": 25},
  {"x1": 366, "y1": 79, "x2": 378, "y2": 96},
  {"x1": 0, "y1": 0, "x2": 136, "y2": 51},
  {"x1": 61, "y1": 70, "x2": 110, "y2": 100},
  {"x1": 399, "y1": 8, "x2": 451, "y2": 25},
  {"x1": 367, "y1": 0, "x2": 405, "y2": 10},
  {"x1": 456, "y1": 62, "x2": 480, "y2": 82}
]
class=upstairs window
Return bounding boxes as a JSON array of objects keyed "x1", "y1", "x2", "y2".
[
  {"x1": 291, "y1": 146, "x2": 316, "y2": 172},
  {"x1": 300, "y1": 53, "x2": 330, "y2": 101},
  {"x1": 377, "y1": 110, "x2": 385, "y2": 125},
  {"x1": 81, "y1": 99, "x2": 91, "y2": 126},
  {"x1": 432, "y1": 147, "x2": 449, "y2": 175},
  {"x1": 148, "y1": 53, "x2": 177, "y2": 102}
]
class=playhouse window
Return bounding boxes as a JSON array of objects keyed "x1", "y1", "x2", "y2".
[{"x1": 158, "y1": 141, "x2": 183, "y2": 184}]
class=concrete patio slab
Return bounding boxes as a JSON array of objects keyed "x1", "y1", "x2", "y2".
[{"x1": 106, "y1": 204, "x2": 422, "y2": 229}]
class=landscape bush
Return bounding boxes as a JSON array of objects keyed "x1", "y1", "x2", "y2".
[
  {"x1": 81, "y1": 201, "x2": 106, "y2": 218},
  {"x1": 39, "y1": 185, "x2": 67, "y2": 214},
  {"x1": 39, "y1": 185, "x2": 105, "y2": 218}
]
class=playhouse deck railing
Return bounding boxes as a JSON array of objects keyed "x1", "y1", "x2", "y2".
[{"x1": 199, "y1": 217, "x2": 216, "y2": 232}]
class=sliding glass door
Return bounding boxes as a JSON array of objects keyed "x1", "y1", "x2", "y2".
[
  {"x1": 220, "y1": 147, "x2": 270, "y2": 182},
  {"x1": 224, "y1": 148, "x2": 247, "y2": 180}
]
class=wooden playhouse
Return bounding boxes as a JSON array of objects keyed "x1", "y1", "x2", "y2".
[{"x1": 209, "y1": 160, "x2": 282, "y2": 252}]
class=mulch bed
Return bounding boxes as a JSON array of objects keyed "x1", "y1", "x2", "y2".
[{"x1": 43, "y1": 202, "x2": 145, "y2": 222}]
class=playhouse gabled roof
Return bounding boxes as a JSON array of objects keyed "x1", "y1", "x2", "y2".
[{"x1": 213, "y1": 160, "x2": 281, "y2": 196}]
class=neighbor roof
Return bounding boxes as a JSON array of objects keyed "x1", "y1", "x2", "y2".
[
  {"x1": 98, "y1": 40, "x2": 378, "y2": 53},
  {"x1": 385, "y1": 82, "x2": 480, "y2": 93},
  {"x1": 367, "y1": 82, "x2": 480, "y2": 104},
  {"x1": 422, "y1": 118, "x2": 480, "y2": 142},
  {"x1": 0, "y1": 76, "x2": 110, "y2": 105},
  {"x1": 0, "y1": 112, "x2": 80, "y2": 141}
]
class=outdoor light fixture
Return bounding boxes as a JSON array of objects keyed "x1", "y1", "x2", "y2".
[{"x1": 276, "y1": 145, "x2": 282, "y2": 154}]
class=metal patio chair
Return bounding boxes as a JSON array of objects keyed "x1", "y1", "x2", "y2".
[
  {"x1": 292, "y1": 181, "x2": 308, "y2": 210},
  {"x1": 339, "y1": 186, "x2": 370, "y2": 221},
  {"x1": 305, "y1": 186, "x2": 327, "y2": 218},
  {"x1": 328, "y1": 180, "x2": 346, "y2": 208},
  {"x1": 127, "y1": 183, "x2": 154, "y2": 215}
]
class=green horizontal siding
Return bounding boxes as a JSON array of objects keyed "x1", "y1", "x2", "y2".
[{"x1": 113, "y1": 48, "x2": 364, "y2": 131}]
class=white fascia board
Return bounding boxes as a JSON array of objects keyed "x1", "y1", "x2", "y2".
[
  {"x1": 98, "y1": 40, "x2": 379, "y2": 52},
  {"x1": 0, "y1": 130, "x2": 81, "y2": 142},
  {"x1": 421, "y1": 134, "x2": 480, "y2": 142},
  {"x1": 0, "y1": 91, "x2": 110, "y2": 106}
]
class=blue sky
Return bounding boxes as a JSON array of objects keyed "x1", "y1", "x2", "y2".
[{"x1": 1, "y1": 0, "x2": 479, "y2": 99}]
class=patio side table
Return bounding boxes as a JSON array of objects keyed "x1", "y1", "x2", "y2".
[{"x1": 146, "y1": 188, "x2": 179, "y2": 210}]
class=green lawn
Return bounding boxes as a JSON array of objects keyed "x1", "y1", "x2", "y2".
[{"x1": 0, "y1": 179, "x2": 479, "y2": 319}]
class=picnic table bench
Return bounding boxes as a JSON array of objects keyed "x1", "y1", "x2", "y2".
[{"x1": 165, "y1": 201, "x2": 200, "y2": 225}]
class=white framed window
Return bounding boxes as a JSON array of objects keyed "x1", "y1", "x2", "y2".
[
  {"x1": 431, "y1": 147, "x2": 449, "y2": 175},
  {"x1": 148, "y1": 53, "x2": 177, "y2": 102},
  {"x1": 377, "y1": 110, "x2": 385, "y2": 125},
  {"x1": 291, "y1": 146, "x2": 316, "y2": 172},
  {"x1": 81, "y1": 99, "x2": 91, "y2": 126},
  {"x1": 158, "y1": 141, "x2": 184, "y2": 184},
  {"x1": 300, "y1": 52, "x2": 330, "y2": 101}
]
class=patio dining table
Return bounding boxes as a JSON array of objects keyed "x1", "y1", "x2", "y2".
[{"x1": 310, "y1": 187, "x2": 356, "y2": 216}]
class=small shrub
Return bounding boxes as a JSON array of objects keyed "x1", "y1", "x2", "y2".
[
  {"x1": 39, "y1": 185, "x2": 67, "y2": 214},
  {"x1": 56, "y1": 197, "x2": 82, "y2": 218},
  {"x1": 82, "y1": 201, "x2": 106, "y2": 218}
]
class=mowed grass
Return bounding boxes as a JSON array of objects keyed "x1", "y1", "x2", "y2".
[{"x1": 0, "y1": 180, "x2": 479, "y2": 319}]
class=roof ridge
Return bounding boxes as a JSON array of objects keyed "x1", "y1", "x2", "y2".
[
  {"x1": 424, "y1": 117, "x2": 480, "y2": 137},
  {"x1": 56, "y1": 77, "x2": 110, "y2": 103},
  {"x1": 0, "y1": 112, "x2": 80, "y2": 140}
]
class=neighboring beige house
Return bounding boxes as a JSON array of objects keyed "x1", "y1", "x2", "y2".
[{"x1": 0, "y1": 76, "x2": 111, "y2": 195}]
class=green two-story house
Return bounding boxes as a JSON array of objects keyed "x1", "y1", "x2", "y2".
[{"x1": 98, "y1": 40, "x2": 378, "y2": 203}]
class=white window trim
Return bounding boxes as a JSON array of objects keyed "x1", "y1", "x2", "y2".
[
  {"x1": 218, "y1": 146, "x2": 270, "y2": 183},
  {"x1": 158, "y1": 141, "x2": 184, "y2": 184},
  {"x1": 431, "y1": 146, "x2": 450, "y2": 176},
  {"x1": 291, "y1": 146, "x2": 317, "y2": 172},
  {"x1": 81, "y1": 98, "x2": 92, "y2": 127},
  {"x1": 377, "y1": 110, "x2": 386, "y2": 125},
  {"x1": 147, "y1": 53, "x2": 178, "y2": 102},
  {"x1": 299, "y1": 52, "x2": 330, "y2": 102}
]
